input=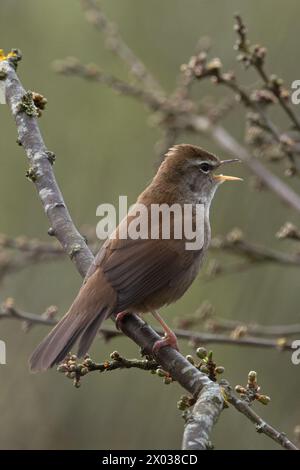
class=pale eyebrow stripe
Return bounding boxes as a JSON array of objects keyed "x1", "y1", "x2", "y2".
[{"x1": 191, "y1": 159, "x2": 216, "y2": 167}]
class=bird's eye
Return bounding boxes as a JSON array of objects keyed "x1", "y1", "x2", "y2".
[{"x1": 199, "y1": 162, "x2": 213, "y2": 173}]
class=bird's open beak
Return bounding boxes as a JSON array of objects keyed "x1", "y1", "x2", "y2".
[
  {"x1": 213, "y1": 158, "x2": 243, "y2": 183},
  {"x1": 213, "y1": 174, "x2": 243, "y2": 183}
]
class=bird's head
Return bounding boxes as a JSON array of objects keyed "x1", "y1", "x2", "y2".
[{"x1": 159, "y1": 144, "x2": 242, "y2": 205}]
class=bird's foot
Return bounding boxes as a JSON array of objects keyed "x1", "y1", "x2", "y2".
[
  {"x1": 152, "y1": 331, "x2": 179, "y2": 355},
  {"x1": 115, "y1": 311, "x2": 131, "y2": 330}
]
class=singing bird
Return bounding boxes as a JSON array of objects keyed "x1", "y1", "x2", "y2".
[{"x1": 29, "y1": 144, "x2": 242, "y2": 371}]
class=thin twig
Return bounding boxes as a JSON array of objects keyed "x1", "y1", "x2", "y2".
[
  {"x1": 80, "y1": 0, "x2": 164, "y2": 97},
  {"x1": 181, "y1": 50, "x2": 298, "y2": 168},
  {"x1": 55, "y1": 58, "x2": 300, "y2": 213},
  {"x1": 1, "y1": 302, "x2": 294, "y2": 352},
  {"x1": 1, "y1": 60, "x2": 93, "y2": 277},
  {"x1": 0, "y1": 233, "x2": 62, "y2": 254},
  {"x1": 2, "y1": 227, "x2": 300, "y2": 285},
  {"x1": 221, "y1": 380, "x2": 298, "y2": 450},
  {"x1": 206, "y1": 122, "x2": 300, "y2": 212},
  {"x1": 1, "y1": 226, "x2": 300, "y2": 285},
  {"x1": 0, "y1": 298, "x2": 57, "y2": 327},
  {"x1": 234, "y1": 14, "x2": 300, "y2": 135},
  {"x1": 210, "y1": 229, "x2": 300, "y2": 266},
  {"x1": 54, "y1": 58, "x2": 165, "y2": 111},
  {"x1": 201, "y1": 317, "x2": 300, "y2": 338},
  {"x1": 57, "y1": 351, "x2": 159, "y2": 388},
  {"x1": 0, "y1": 232, "x2": 99, "y2": 283}
]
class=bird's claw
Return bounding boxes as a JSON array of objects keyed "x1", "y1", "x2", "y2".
[{"x1": 152, "y1": 334, "x2": 179, "y2": 355}]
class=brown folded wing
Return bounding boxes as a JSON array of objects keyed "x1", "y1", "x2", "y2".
[{"x1": 87, "y1": 234, "x2": 195, "y2": 312}]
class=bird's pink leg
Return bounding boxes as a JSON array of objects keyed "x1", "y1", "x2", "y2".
[{"x1": 151, "y1": 310, "x2": 179, "y2": 353}]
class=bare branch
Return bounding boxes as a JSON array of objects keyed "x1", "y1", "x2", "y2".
[
  {"x1": 181, "y1": 50, "x2": 298, "y2": 169},
  {"x1": 182, "y1": 382, "x2": 223, "y2": 450},
  {"x1": 1, "y1": 300, "x2": 295, "y2": 352},
  {"x1": 0, "y1": 231, "x2": 99, "y2": 279},
  {"x1": 0, "y1": 298, "x2": 57, "y2": 329},
  {"x1": 2, "y1": 224, "x2": 300, "y2": 286},
  {"x1": 2, "y1": 25, "x2": 298, "y2": 447},
  {"x1": 206, "y1": 122, "x2": 300, "y2": 212},
  {"x1": 2, "y1": 225, "x2": 300, "y2": 286},
  {"x1": 211, "y1": 228, "x2": 300, "y2": 267},
  {"x1": 221, "y1": 380, "x2": 298, "y2": 450},
  {"x1": 0, "y1": 55, "x2": 224, "y2": 445},
  {"x1": 55, "y1": 57, "x2": 300, "y2": 213},
  {"x1": 199, "y1": 317, "x2": 300, "y2": 339},
  {"x1": 0, "y1": 233, "x2": 62, "y2": 254},
  {"x1": 0, "y1": 59, "x2": 93, "y2": 277},
  {"x1": 204, "y1": 95, "x2": 237, "y2": 125},
  {"x1": 80, "y1": 0, "x2": 164, "y2": 97},
  {"x1": 185, "y1": 329, "x2": 293, "y2": 352},
  {"x1": 234, "y1": 14, "x2": 300, "y2": 134},
  {"x1": 54, "y1": 58, "x2": 165, "y2": 111},
  {"x1": 57, "y1": 351, "x2": 159, "y2": 388}
]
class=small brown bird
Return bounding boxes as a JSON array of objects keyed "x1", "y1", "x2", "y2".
[{"x1": 29, "y1": 144, "x2": 241, "y2": 371}]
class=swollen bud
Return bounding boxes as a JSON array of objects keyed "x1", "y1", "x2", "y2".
[
  {"x1": 196, "y1": 347, "x2": 207, "y2": 359},
  {"x1": 235, "y1": 385, "x2": 247, "y2": 394},
  {"x1": 186, "y1": 355, "x2": 195, "y2": 365},
  {"x1": 110, "y1": 351, "x2": 121, "y2": 360},
  {"x1": 248, "y1": 371, "x2": 257, "y2": 383},
  {"x1": 257, "y1": 394, "x2": 271, "y2": 405}
]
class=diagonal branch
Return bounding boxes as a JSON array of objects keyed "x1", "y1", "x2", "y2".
[
  {"x1": 192, "y1": 117, "x2": 300, "y2": 213},
  {"x1": 55, "y1": 57, "x2": 300, "y2": 213},
  {"x1": 0, "y1": 55, "x2": 223, "y2": 445},
  {"x1": 182, "y1": 382, "x2": 223, "y2": 450},
  {"x1": 1, "y1": 53, "x2": 297, "y2": 451},
  {"x1": 80, "y1": 0, "x2": 164, "y2": 97},
  {"x1": 181, "y1": 51, "x2": 298, "y2": 168},
  {"x1": 1, "y1": 60, "x2": 93, "y2": 277},
  {"x1": 234, "y1": 14, "x2": 300, "y2": 135},
  {"x1": 54, "y1": 58, "x2": 165, "y2": 111},
  {"x1": 221, "y1": 380, "x2": 298, "y2": 450}
]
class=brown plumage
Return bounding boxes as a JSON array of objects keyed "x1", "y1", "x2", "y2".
[{"x1": 29, "y1": 144, "x2": 241, "y2": 371}]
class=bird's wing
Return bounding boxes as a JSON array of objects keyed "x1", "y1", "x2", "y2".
[
  {"x1": 105, "y1": 239, "x2": 187, "y2": 311},
  {"x1": 86, "y1": 231, "x2": 195, "y2": 312}
]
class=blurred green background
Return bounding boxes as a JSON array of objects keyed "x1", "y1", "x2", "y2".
[{"x1": 0, "y1": 0, "x2": 300, "y2": 450}]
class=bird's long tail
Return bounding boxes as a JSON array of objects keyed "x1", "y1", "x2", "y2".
[{"x1": 29, "y1": 270, "x2": 116, "y2": 372}]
